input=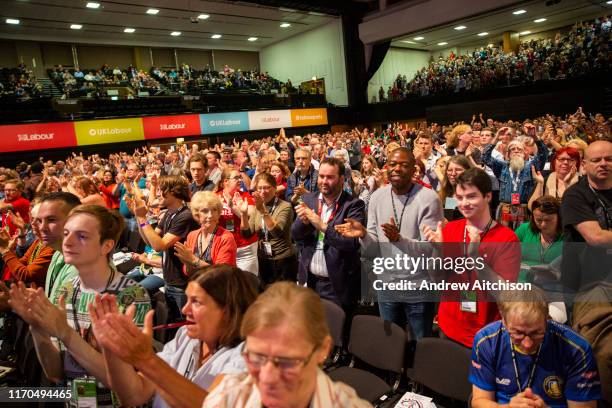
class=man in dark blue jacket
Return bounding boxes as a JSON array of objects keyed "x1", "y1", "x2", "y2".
[{"x1": 291, "y1": 157, "x2": 366, "y2": 312}]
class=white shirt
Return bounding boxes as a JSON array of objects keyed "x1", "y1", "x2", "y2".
[{"x1": 309, "y1": 194, "x2": 337, "y2": 277}]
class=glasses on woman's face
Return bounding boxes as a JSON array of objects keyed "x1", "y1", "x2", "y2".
[
  {"x1": 556, "y1": 156, "x2": 573, "y2": 163},
  {"x1": 227, "y1": 175, "x2": 242, "y2": 181},
  {"x1": 242, "y1": 347, "x2": 316, "y2": 376}
]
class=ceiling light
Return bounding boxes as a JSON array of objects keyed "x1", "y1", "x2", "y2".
[
  {"x1": 454, "y1": 25, "x2": 466, "y2": 30},
  {"x1": 607, "y1": 1, "x2": 612, "y2": 4},
  {"x1": 198, "y1": 14, "x2": 210, "y2": 19},
  {"x1": 6, "y1": 18, "x2": 20, "y2": 25},
  {"x1": 513, "y1": 9, "x2": 527, "y2": 15},
  {"x1": 170, "y1": 31, "x2": 181, "y2": 36},
  {"x1": 247, "y1": 37, "x2": 258, "y2": 42},
  {"x1": 70, "y1": 24, "x2": 83, "y2": 29},
  {"x1": 477, "y1": 32, "x2": 488, "y2": 36},
  {"x1": 86, "y1": 2, "x2": 100, "y2": 9},
  {"x1": 413, "y1": 36, "x2": 424, "y2": 40},
  {"x1": 280, "y1": 22, "x2": 291, "y2": 28},
  {"x1": 520, "y1": 30, "x2": 531, "y2": 35},
  {"x1": 146, "y1": 8, "x2": 159, "y2": 15},
  {"x1": 211, "y1": 34, "x2": 222, "y2": 39},
  {"x1": 534, "y1": 18, "x2": 547, "y2": 23},
  {"x1": 438, "y1": 42, "x2": 448, "y2": 46},
  {"x1": 124, "y1": 27, "x2": 135, "y2": 33},
  {"x1": 402, "y1": 40, "x2": 416, "y2": 44}
]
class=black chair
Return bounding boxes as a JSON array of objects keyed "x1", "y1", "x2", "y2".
[
  {"x1": 320, "y1": 298, "x2": 345, "y2": 368},
  {"x1": 328, "y1": 315, "x2": 406, "y2": 403},
  {"x1": 406, "y1": 337, "x2": 472, "y2": 403},
  {"x1": 151, "y1": 291, "x2": 170, "y2": 344}
]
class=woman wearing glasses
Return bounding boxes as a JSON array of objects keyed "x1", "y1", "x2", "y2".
[
  {"x1": 88, "y1": 264, "x2": 259, "y2": 408},
  {"x1": 528, "y1": 147, "x2": 580, "y2": 208},
  {"x1": 238, "y1": 173, "x2": 297, "y2": 285},
  {"x1": 203, "y1": 282, "x2": 371, "y2": 407},
  {"x1": 216, "y1": 168, "x2": 259, "y2": 275}
]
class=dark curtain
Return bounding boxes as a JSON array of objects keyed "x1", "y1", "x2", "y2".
[{"x1": 365, "y1": 41, "x2": 391, "y2": 82}]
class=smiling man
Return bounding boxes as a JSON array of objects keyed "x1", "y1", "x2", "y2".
[{"x1": 470, "y1": 288, "x2": 600, "y2": 408}]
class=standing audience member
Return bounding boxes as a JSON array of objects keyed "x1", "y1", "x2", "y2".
[
  {"x1": 1, "y1": 179, "x2": 30, "y2": 236},
  {"x1": 239, "y1": 173, "x2": 297, "y2": 285},
  {"x1": 132, "y1": 175, "x2": 198, "y2": 316},
  {"x1": 292, "y1": 157, "x2": 365, "y2": 313},
  {"x1": 217, "y1": 169, "x2": 259, "y2": 275},
  {"x1": 286, "y1": 148, "x2": 319, "y2": 205}
]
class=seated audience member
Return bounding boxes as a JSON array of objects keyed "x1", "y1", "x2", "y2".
[
  {"x1": 217, "y1": 169, "x2": 258, "y2": 275},
  {"x1": 515, "y1": 196, "x2": 566, "y2": 322},
  {"x1": 125, "y1": 245, "x2": 164, "y2": 295},
  {"x1": 202, "y1": 282, "x2": 372, "y2": 407},
  {"x1": 174, "y1": 191, "x2": 237, "y2": 272},
  {"x1": 470, "y1": 288, "x2": 601, "y2": 408},
  {"x1": 89, "y1": 264, "x2": 258, "y2": 408},
  {"x1": 529, "y1": 147, "x2": 581, "y2": 208},
  {"x1": 8, "y1": 205, "x2": 151, "y2": 407},
  {"x1": 239, "y1": 173, "x2": 297, "y2": 285},
  {"x1": 423, "y1": 168, "x2": 520, "y2": 347}
]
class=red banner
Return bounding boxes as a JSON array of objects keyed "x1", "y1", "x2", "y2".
[
  {"x1": 142, "y1": 114, "x2": 201, "y2": 140},
  {"x1": 1, "y1": 122, "x2": 77, "y2": 153}
]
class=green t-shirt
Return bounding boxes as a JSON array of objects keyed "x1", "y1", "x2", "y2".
[
  {"x1": 515, "y1": 222, "x2": 563, "y2": 282},
  {"x1": 44, "y1": 251, "x2": 79, "y2": 306},
  {"x1": 57, "y1": 272, "x2": 151, "y2": 407}
]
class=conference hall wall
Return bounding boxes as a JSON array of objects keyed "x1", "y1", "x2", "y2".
[
  {"x1": 0, "y1": 40, "x2": 260, "y2": 72},
  {"x1": 259, "y1": 19, "x2": 348, "y2": 106}
]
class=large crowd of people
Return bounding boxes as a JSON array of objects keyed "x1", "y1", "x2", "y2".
[
  {"x1": 151, "y1": 63, "x2": 292, "y2": 95},
  {"x1": 0, "y1": 64, "x2": 43, "y2": 98},
  {"x1": 0, "y1": 106, "x2": 609, "y2": 407},
  {"x1": 379, "y1": 16, "x2": 611, "y2": 101},
  {"x1": 45, "y1": 63, "x2": 292, "y2": 99}
]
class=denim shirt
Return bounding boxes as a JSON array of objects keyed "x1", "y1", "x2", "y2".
[
  {"x1": 483, "y1": 139, "x2": 548, "y2": 204},
  {"x1": 285, "y1": 167, "x2": 319, "y2": 201}
]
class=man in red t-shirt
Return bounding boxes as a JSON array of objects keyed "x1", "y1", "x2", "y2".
[
  {"x1": 424, "y1": 168, "x2": 520, "y2": 348},
  {"x1": 1, "y1": 179, "x2": 31, "y2": 236}
]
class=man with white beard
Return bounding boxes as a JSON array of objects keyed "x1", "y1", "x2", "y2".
[{"x1": 483, "y1": 124, "x2": 548, "y2": 229}]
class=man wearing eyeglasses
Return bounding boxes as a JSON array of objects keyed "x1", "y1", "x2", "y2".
[{"x1": 470, "y1": 289, "x2": 600, "y2": 408}]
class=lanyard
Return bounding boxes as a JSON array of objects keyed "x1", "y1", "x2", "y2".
[
  {"x1": 262, "y1": 198, "x2": 279, "y2": 242},
  {"x1": 509, "y1": 336, "x2": 542, "y2": 393},
  {"x1": 71, "y1": 269, "x2": 115, "y2": 336},
  {"x1": 510, "y1": 169, "x2": 521, "y2": 193},
  {"x1": 588, "y1": 183, "x2": 612, "y2": 230},
  {"x1": 317, "y1": 196, "x2": 340, "y2": 224},
  {"x1": 390, "y1": 188, "x2": 411, "y2": 228},
  {"x1": 463, "y1": 218, "x2": 494, "y2": 257},
  {"x1": 164, "y1": 205, "x2": 187, "y2": 233},
  {"x1": 196, "y1": 226, "x2": 217, "y2": 264}
]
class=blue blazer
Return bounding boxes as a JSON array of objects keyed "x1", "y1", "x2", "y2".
[{"x1": 291, "y1": 191, "x2": 366, "y2": 308}]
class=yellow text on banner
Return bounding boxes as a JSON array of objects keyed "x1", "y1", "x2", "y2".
[{"x1": 75, "y1": 118, "x2": 145, "y2": 146}]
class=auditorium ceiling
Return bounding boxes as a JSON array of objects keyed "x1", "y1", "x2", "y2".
[
  {"x1": 0, "y1": 0, "x2": 340, "y2": 50},
  {"x1": 392, "y1": 0, "x2": 612, "y2": 51}
]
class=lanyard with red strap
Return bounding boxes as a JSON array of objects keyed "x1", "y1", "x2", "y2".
[{"x1": 317, "y1": 196, "x2": 340, "y2": 224}]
